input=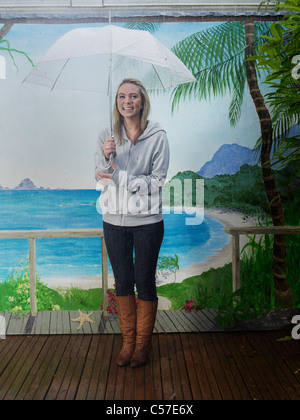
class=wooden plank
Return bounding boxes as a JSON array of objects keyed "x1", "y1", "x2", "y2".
[
  {"x1": 3, "y1": 336, "x2": 48, "y2": 400},
  {"x1": 158, "y1": 334, "x2": 175, "y2": 400},
  {"x1": 166, "y1": 334, "x2": 184, "y2": 400},
  {"x1": 54, "y1": 311, "x2": 64, "y2": 334},
  {"x1": 20, "y1": 334, "x2": 55, "y2": 399},
  {"x1": 6, "y1": 314, "x2": 29, "y2": 335},
  {"x1": 61, "y1": 311, "x2": 71, "y2": 334},
  {"x1": 80, "y1": 335, "x2": 108, "y2": 400},
  {"x1": 114, "y1": 355, "x2": 126, "y2": 400},
  {"x1": 0, "y1": 336, "x2": 14, "y2": 365},
  {"x1": 180, "y1": 310, "x2": 209, "y2": 331},
  {"x1": 237, "y1": 332, "x2": 277, "y2": 400},
  {"x1": 202, "y1": 333, "x2": 234, "y2": 399},
  {"x1": 214, "y1": 333, "x2": 252, "y2": 400},
  {"x1": 145, "y1": 348, "x2": 154, "y2": 400},
  {"x1": 0, "y1": 228, "x2": 104, "y2": 239},
  {"x1": 0, "y1": 336, "x2": 35, "y2": 399},
  {"x1": 75, "y1": 335, "x2": 102, "y2": 400},
  {"x1": 159, "y1": 310, "x2": 178, "y2": 333},
  {"x1": 172, "y1": 334, "x2": 193, "y2": 400},
  {"x1": 89, "y1": 311, "x2": 101, "y2": 334},
  {"x1": 134, "y1": 363, "x2": 146, "y2": 400},
  {"x1": 32, "y1": 312, "x2": 43, "y2": 334},
  {"x1": 49, "y1": 311, "x2": 58, "y2": 334},
  {"x1": 30, "y1": 335, "x2": 71, "y2": 400},
  {"x1": 43, "y1": 336, "x2": 76, "y2": 400},
  {"x1": 246, "y1": 332, "x2": 295, "y2": 400},
  {"x1": 261, "y1": 331, "x2": 300, "y2": 398},
  {"x1": 201, "y1": 309, "x2": 219, "y2": 326},
  {"x1": 65, "y1": 336, "x2": 93, "y2": 400},
  {"x1": 2, "y1": 312, "x2": 11, "y2": 335},
  {"x1": 105, "y1": 335, "x2": 122, "y2": 400},
  {"x1": 122, "y1": 365, "x2": 135, "y2": 400},
  {"x1": 150, "y1": 333, "x2": 163, "y2": 400},
  {"x1": 107, "y1": 315, "x2": 121, "y2": 334},
  {"x1": 192, "y1": 309, "x2": 217, "y2": 330},
  {"x1": 223, "y1": 332, "x2": 264, "y2": 400},
  {"x1": 15, "y1": 335, "x2": 54, "y2": 400},
  {"x1": 179, "y1": 310, "x2": 202, "y2": 331},
  {"x1": 0, "y1": 336, "x2": 26, "y2": 379},
  {"x1": 42, "y1": 311, "x2": 51, "y2": 335},
  {"x1": 225, "y1": 226, "x2": 300, "y2": 235},
  {"x1": 99, "y1": 314, "x2": 114, "y2": 334},
  {"x1": 154, "y1": 314, "x2": 164, "y2": 333},
  {"x1": 169, "y1": 310, "x2": 197, "y2": 332},
  {"x1": 187, "y1": 333, "x2": 216, "y2": 400},
  {"x1": 179, "y1": 333, "x2": 203, "y2": 400},
  {"x1": 5, "y1": 314, "x2": 18, "y2": 335},
  {"x1": 156, "y1": 311, "x2": 172, "y2": 333},
  {"x1": 94, "y1": 335, "x2": 114, "y2": 400},
  {"x1": 24, "y1": 315, "x2": 36, "y2": 334}
]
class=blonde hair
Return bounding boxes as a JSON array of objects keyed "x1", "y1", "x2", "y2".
[{"x1": 113, "y1": 78, "x2": 150, "y2": 144}]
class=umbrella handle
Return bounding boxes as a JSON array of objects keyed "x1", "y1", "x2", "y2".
[
  {"x1": 103, "y1": 134, "x2": 115, "y2": 169},
  {"x1": 108, "y1": 134, "x2": 115, "y2": 165}
]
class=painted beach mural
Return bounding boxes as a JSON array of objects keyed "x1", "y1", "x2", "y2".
[{"x1": 0, "y1": 20, "x2": 299, "y2": 318}]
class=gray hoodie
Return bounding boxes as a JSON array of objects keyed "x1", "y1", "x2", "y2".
[{"x1": 95, "y1": 121, "x2": 170, "y2": 226}]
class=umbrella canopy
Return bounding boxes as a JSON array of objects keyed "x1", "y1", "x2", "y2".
[{"x1": 23, "y1": 25, "x2": 196, "y2": 130}]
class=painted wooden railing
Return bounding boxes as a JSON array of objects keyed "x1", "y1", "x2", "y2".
[
  {"x1": 225, "y1": 226, "x2": 300, "y2": 293},
  {"x1": 2, "y1": 225, "x2": 299, "y2": 316},
  {"x1": 0, "y1": 229, "x2": 108, "y2": 316}
]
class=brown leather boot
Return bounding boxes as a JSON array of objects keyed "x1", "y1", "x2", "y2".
[
  {"x1": 130, "y1": 299, "x2": 158, "y2": 368},
  {"x1": 116, "y1": 295, "x2": 137, "y2": 367}
]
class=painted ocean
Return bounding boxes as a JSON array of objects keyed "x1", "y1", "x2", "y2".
[{"x1": 0, "y1": 190, "x2": 229, "y2": 281}]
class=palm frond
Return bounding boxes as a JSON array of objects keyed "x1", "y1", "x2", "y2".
[
  {"x1": 229, "y1": 66, "x2": 247, "y2": 127},
  {"x1": 0, "y1": 38, "x2": 34, "y2": 72},
  {"x1": 170, "y1": 21, "x2": 272, "y2": 116},
  {"x1": 171, "y1": 22, "x2": 246, "y2": 111},
  {"x1": 123, "y1": 22, "x2": 163, "y2": 34}
]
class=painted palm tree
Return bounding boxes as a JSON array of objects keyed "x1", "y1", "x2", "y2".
[{"x1": 170, "y1": 20, "x2": 293, "y2": 307}]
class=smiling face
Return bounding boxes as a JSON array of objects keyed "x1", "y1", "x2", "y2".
[{"x1": 116, "y1": 83, "x2": 143, "y2": 122}]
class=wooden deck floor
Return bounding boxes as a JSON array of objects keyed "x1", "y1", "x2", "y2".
[
  {"x1": 0, "y1": 330, "x2": 300, "y2": 400},
  {"x1": 2, "y1": 310, "x2": 219, "y2": 335},
  {"x1": 1, "y1": 308, "x2": 298, "y2": 335}
]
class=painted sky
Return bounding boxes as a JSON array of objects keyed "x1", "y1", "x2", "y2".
[{"x1": 0, "y1": 22, "x2": 261, "y2": 189}]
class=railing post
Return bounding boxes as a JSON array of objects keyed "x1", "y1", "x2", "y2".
[
  {"x1": 232, "y1": 234, "x2": 240, "y2": 294},
  {"x1": 29, "y1": 237, "x2": 37, "y2": 316},
  {"x1": 101, "y1": 236, "x2": 109, "y2": 315}
]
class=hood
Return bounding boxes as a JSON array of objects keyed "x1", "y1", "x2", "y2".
[{"x1": 121, "y1": 120, "x2": 166, "y2": 142}]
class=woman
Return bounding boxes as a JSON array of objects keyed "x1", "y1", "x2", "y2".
[{"x1": 95, "y1": 78, "x2": 170, "y2": 368}]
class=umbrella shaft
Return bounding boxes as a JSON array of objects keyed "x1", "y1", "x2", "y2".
[{"x1": 108, "y1": 53, "x2": 113, "y2": 135}]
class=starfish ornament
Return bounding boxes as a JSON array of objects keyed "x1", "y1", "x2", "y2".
[{"x1": 71, "y1": 309, "x2": 95, "y2": 330}]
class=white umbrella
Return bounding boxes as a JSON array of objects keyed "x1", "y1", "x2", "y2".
[{"x1": 23, "y1": 25, "x2": 197, "y2": 133}]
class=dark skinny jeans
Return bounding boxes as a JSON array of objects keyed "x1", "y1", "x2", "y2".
[{"x1": 103, "y1": 220, "x2": 164, "y2": 301}]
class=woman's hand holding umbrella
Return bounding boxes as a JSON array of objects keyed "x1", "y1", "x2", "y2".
[
  {"x1": 103, "y1": 136, "x2": 116, "y2": 159},
  {"x1": 96, "y1": 137, "x2": 117, "y2": 184},
  {"x1": 96, "y1": 136, "x2": 117, "y2": 183}
]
